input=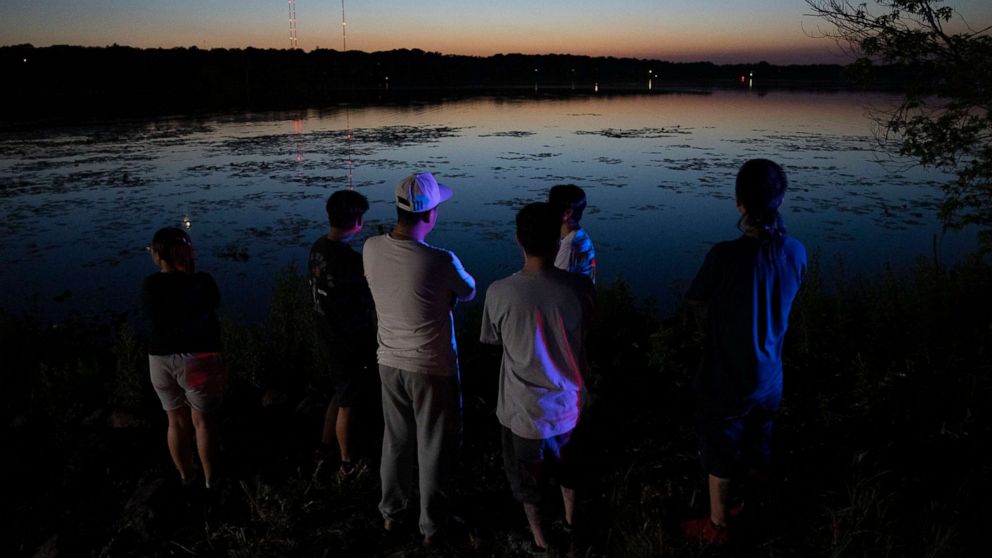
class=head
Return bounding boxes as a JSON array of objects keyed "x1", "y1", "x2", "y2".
[
  {"x1": 735, "y1": 159, "x2": 787, "y2": 243},
  {"x1": 326, "y1": 189, "x2": 369, "y2": 231},
  {"x1": 396, "y1": 206, "x2": 436, "y2": 229},
  {"x1": 516, "y1": 202, "x2": 562, "y2": 259},
  {"x1": 150, "y1": 227, "x2": 195, "y2": 273},
  {"x1": 394, "y1": 172, "x2": 452, "y2": 234},
  {"x1": 548, "y1": 184, "x2": 587, "y2": 224}
]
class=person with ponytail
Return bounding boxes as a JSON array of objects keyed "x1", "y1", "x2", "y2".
[
  {"x1": 143, "y1": 227, "x2": 226, "y2": 489},
  {"x1": 681, "y1": 159, "x2": 807, "y2": 544}
]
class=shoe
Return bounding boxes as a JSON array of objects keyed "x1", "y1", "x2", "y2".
[{"x1": 680, "y1": 517, "x2": 730, "y2": 545}]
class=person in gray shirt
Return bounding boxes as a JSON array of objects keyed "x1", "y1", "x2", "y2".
[
  {"x1": 481, "y1": 202, "x2": 595, "y2": 552},
  {"x1": 363, "y1": 172, "x2": 476, "y2": 546}
]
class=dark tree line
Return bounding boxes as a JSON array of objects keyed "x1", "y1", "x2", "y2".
[{"x1": 2, "y1": 44, "x2": 885, "y2": 123}]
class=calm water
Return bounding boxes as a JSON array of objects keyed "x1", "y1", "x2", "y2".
[{"x1": 0, "y1": 91, "x2": 976, "y2": 322}]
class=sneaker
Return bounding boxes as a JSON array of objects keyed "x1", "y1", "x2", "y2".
[{"x1": 680, "y1": 517, "x2": 730, "y2": 545}]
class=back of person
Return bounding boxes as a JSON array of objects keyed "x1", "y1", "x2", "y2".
[
  {"x1": 483, "y1": 268, "x2": 594, "y2": 438},
  {"x1": 364, "y1": 172, "x2": 476, "y2": 544},
  {"x1": 363, "y1": 235, "x2": 473, "y2": 375},
  {"x1": 689, "y1": 235, "x2": 806, "y2": 408},
  {"x1": 680, "y1": 158, "x2": 806, "y2": 545},
  {"x1": 142, "y1": 226, "x2": 225, "y2": 490},
  {"x1": 144, "y1": 270, "x2": 221, "y2": 356},
  {"x1": 310, "y1": 235, "x2": 376, "y2": 352},
  {"x1": 555, "y1": 228, "x2": 596, "y2": 282},
  {"x1": 549, "y1": 184, "x2": 597, "y2": 283}
]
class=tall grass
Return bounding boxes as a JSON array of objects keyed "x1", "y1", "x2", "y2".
[{"x1": 3, "y1": 257, "x2": 990, "y2": 556}]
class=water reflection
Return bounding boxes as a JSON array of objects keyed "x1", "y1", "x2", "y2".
[{"x1": 0, "y1": 91, "x2": 974, "y2": 322}]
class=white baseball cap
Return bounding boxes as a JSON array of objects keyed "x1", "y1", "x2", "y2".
[{"x1": 395, "y1": 173, "x2": 453, "y2": 212}]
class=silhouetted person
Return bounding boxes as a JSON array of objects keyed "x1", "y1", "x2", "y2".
[
  {"x1": 309, "y1": 189, "x2": 378, "y2": 480},
  {"x1": 681, "y1": 159, "x2": 807, "y2": 545},
  {"x1": 143, "y1": 227, "x2": 226, "y2": 489},
  {"x1": 363, "y1": 172, "x2": 476, "y2": 546},
  {"x1": 549, "y1": 184, "x2": 597, "y2": 283},
  {"x1": 481, "y1": 202, "x2": 595, "y2": 552}
]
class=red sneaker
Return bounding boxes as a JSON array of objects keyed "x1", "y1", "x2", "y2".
[{"x1": 680, "y1": 517, "x2": 730, "y2": 545}]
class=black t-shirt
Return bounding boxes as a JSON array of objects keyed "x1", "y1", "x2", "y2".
[
  {"x1": 142, "y1": 271, "x2": 222, "y2": 355},
  {"x1": 308, "y1": 236, "x2": 376, "y2": 357}
]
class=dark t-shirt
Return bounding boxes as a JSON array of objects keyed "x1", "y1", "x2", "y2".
[
  {"x1": 686, "y1": 235, "x2": 807, "y2": 413},
  {"x1": 143, "y1": 271, "x2": 222, "y2": 355},
  {"x1": 308, "y1": 236, "x2": 377, "y2": 362}
]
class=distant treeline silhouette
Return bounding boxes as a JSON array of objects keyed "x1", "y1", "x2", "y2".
[{"x1": 1, "y1": 44, "x2": 902, "y2": 122}]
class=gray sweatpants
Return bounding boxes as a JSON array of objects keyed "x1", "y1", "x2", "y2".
[{"x1": 378, "y1": 364, "x2": 460, "y2": 537}]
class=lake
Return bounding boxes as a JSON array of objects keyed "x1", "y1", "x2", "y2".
[{"x1": 0, "y1": 90, "x2": 976, "y2": 323}]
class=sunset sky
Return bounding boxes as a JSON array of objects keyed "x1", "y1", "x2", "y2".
[{"x1": 2, "y1": 0, "x2": 990, "y2": 64}]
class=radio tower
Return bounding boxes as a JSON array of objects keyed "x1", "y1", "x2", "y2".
[
  {"x1": 288, "y1": 0, "x2": 299, "y2": 49},
  {"x1": 340, "y1": 0, "x2": 348, "y2": 51}
]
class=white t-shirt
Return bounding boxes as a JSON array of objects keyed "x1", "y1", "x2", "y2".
[
  {"x1": 480, "y1": 268, "x2": 595, "y2": 439},
  {"x1": 555, "y1": 228, "x2": 596, "y2": 283},
  {"x1": 363, "y1": 234, "x2": 476, "y2": 376}
]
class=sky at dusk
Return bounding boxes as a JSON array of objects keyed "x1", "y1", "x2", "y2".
[{"x1": 2, "y1": 1, "x2": 991, "y2": 64}]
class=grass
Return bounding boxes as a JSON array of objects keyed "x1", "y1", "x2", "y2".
[{"x1": 2, "y1": 257, "x2": 990, "y2": 556}]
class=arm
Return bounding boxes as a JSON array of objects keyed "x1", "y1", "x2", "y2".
[
  {"x1": 479, "y1": 287, "x2": 502, "y2": 345},
  {"x1": 448, "y1": 252, "x2": 477, "y2": 303}
]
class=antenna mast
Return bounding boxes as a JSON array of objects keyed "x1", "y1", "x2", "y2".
[
  {"x1": 288, "y1": 0, "x2": 299, "y2": 49},
  {"x1": 341, "y1": 0, "x2": 348, "y2": 51}
]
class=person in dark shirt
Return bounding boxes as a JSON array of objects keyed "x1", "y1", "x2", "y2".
[
  {"x1": 143, "y1": 227, "x2": 226, "y2": 489},
  {"x1": 309, "y1": 189, "x2": 378, "y2": 480},
  {"x1": 681, "y1": 159, "x2": 807, "y2": 544}
]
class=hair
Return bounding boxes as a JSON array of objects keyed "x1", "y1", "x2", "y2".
[
  {"x1": 548, "y1": 184, "x2": 587, "y2": 222},
  {"x1": 326, "y1": 190, "x2": 369, "y2": 229},
  {"x1": 735, "y1": 159, "x2": 787, "y2": 246},
  {"x1": 151, "y1": 227, "x2": 196, "y2": 273},
  {"x1": 516, "y1": 202, "x2": 562, "y2": 258},
  {"x1": 396, "y1": 207, "x2": 432, "y2": 227}
]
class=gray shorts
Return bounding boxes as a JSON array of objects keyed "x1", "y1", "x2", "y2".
[{"x1": 149, "y1": 352, "x2": 226, "y2": 413}]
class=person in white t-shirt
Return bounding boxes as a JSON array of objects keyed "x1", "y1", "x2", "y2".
[
  {"x1": 363, "y1": 172, "x2": 476, "y2": 546},
  {"x1": 549, "y1": 184, "x2": 596, "y2": 283},
  {"x1": 481, "y1": 202, "x2": 595, "y2": 552}
]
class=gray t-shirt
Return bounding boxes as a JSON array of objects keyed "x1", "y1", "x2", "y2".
[
  {"x1": 480, "y1": 268, "x2": 595, "y2": 439},
  {"x1": 555, "y1": 228, "x2": 596, "y2": 283},
  {"x1": 363, "y1": 233, "x2": 476, "y2": 376}
]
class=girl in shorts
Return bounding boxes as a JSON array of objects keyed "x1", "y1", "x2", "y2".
[
  {"x1": 682, "y1": 159, "x2": 807, "y2": 544},
  {"x1": 143, "y1": 227, "x2": 226, "y2": 488}
]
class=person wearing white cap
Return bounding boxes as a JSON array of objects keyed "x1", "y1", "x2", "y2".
[{"x1": 363, "y1": 172, "x2": 476, "y2": 545}]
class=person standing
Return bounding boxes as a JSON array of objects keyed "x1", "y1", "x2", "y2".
[
  {"x1": 309, "y1": 189, "x2": 378, "y2": 480},
  {"x1": 681, "y1": 159, "x2": 807, "y2": 545},
  {"x1": 143, "y1": 227, "x2": 226, "y2": 489},
  {"x1": 481, "y1": 202, "x2": 595, "y2": 552},
  {"x1": 363, "y1": 172, "x2": 476, "y2": 545},
  {"x1": 549, "y1": 184, "x2": 597, "y2": 283}
]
